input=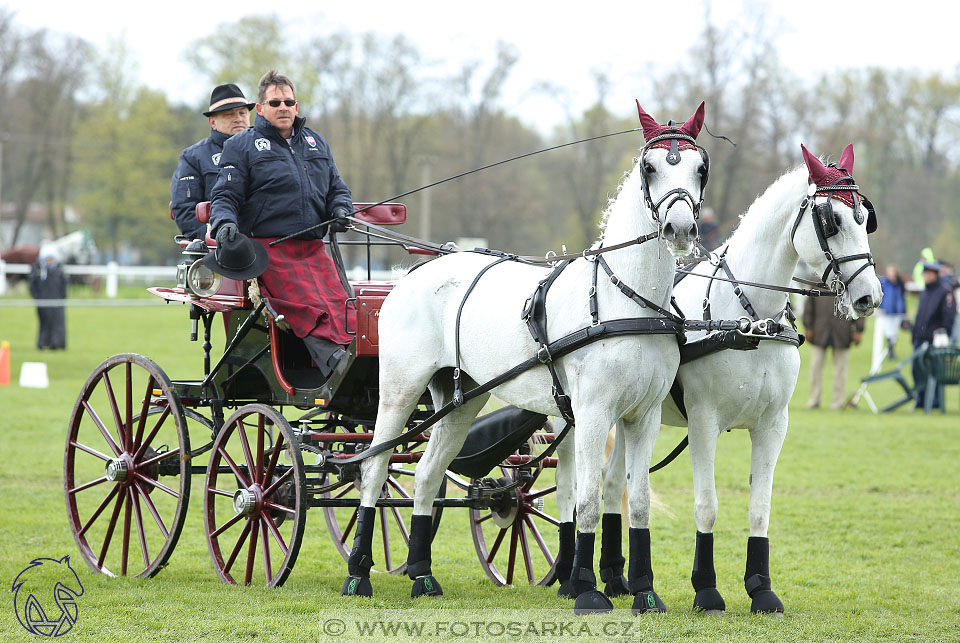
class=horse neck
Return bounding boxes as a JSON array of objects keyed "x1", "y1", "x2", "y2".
[
  {"x1": 598, "y1": 168, "x2": 675, "y2": 300},
  {"x1": 721, "y1": 167, "x2": 808, "y2": 315}
]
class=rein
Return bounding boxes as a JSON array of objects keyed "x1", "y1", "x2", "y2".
[{"x1": 270, "y1": 127, "x2": 644, "y2": 247}]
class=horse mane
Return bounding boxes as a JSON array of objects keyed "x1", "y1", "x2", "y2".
[{"x1": 722, "y1": 164, "x2": 808, "y2": 247}]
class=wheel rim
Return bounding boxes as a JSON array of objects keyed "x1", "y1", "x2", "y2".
[
  {"x1": 469, "y1": 438, "x2": 559, "y2": 587},
  {"x1": 322, "y1": 464, "x2": 440, "y2": 575},
  {"x1": 64, "y1": 354, "x2": 190, "y2": 578},
  {"x1": 204, "y1": 404, "x2": 305, "y2": 587}
]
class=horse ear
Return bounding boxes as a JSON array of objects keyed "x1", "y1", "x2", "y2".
[
  {"x1": 801, "y1": 143, "x2": 829, "y2": 184},
  {"x1": 636, "y1": 100, "x2": 662, "y2": 140},
  {"x1": 838, "y1": 143, "x2": 855, "y2": 173},
  {"x1": 680, "y1": 101, "x2": 706, "y2": 139}
]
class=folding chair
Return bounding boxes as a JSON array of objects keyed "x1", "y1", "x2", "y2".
[
  {"x1": 922, "y1": 346, "x2": 960, "y2": 414},
  {"x1": 854, "y1": 343, "x2": 929, "y2": 413}
]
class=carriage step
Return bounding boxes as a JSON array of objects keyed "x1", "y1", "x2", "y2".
[{"x1": 447, "y1": 406, "x2": 547, "y2": 479}]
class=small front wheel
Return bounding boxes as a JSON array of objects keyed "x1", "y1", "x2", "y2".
[{"x1": 203, "y1": 404, "x2": 306, "y2": 587}]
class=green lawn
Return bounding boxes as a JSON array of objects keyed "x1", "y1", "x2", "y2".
[{"x1": 0, "y1": 298, "x2": 957, "y2": 642}]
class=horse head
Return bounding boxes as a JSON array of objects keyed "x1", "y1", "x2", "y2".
[
  {"x1": 12, "y1": 556, "x2": 84, "y2": 636},
  {"x1": 635, "y1": 100, "x2": 708, "y2": 257},
  {"x1": 794, "y1": 143, "x2": 882, "y2": 319}
]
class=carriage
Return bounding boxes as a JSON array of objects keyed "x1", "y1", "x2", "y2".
[{"x1": 63, "y1": 201, "x2": 564, "y2": 588}]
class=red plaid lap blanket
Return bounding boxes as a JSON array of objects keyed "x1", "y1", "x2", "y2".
[{"x1": 252, "y1": 238, "x2": 354, "y2": 346}]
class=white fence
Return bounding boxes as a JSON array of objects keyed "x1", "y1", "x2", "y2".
[{"x1": 0, "y1": 260, "x2": 398, "y2": 300}]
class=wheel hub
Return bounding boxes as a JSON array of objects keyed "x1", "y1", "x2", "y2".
[
  {"x1": 233, "y1": 488, "x2": 259, "y2": 516},
  {"x1": 104, "y1": 457, "x2": 131, "y2": 483}
]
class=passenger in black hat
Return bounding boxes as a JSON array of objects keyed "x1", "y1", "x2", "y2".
[{"x1": 170, "y1": 83, "x2": 255, "y2": 240}]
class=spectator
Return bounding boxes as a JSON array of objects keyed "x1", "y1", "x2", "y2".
[
  {"x1": 912, "y1": 247, "x2": 935, "y2": 288},
  {"x1": 940, "y1": 261, "x2": 959, "y2": 345},
  {"x1": 209, "y1": 69, "x2": 354, "y2": 380},
  {"x1": 877, "y1": 264, "x2": 906, "y2": 360},
  {"x1": 28, "y1": 247, "x2": 68, "y2": 350},
  {"x1": 170, "y1": 83, "x2": 255, "y2": 240},
  {"x1": 912, "y1": 262, "x2": 957, "y2": 409},
  {"x1": 802, "y1": 295, "x2": 865, "y2": 409},
  {"x1": 698, "y1": 207, "x2": 720, "y2": 250}
]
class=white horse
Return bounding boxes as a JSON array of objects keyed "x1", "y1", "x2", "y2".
[
  {"x1": 341, "y1": 102, "x2": 708, "y2": 612},
  {"x1": 557, "y1": 143, "x2": 882, "y2": 614}
]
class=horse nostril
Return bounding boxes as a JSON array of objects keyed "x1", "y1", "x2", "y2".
[
  {"x1": 662, "y1": 222, "x2": 676, "y2": 240},
  {"x1": 854, "y1": 295, "x2": 875, "y2": 311}
]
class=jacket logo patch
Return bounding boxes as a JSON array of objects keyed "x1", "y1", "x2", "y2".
[
  {"x1": 212, "y1": 152, "x2": 222, "y2": 165},
  {"x1": 305, "y1": 136, "x2": 317, "y2": 148},
  {"x1": 255, "y1": 138, "x2": 271, "y2": 152}
]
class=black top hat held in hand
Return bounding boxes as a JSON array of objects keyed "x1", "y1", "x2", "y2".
[{"x1": 202, "y1": 233, "x2": 269, "y2": 280}]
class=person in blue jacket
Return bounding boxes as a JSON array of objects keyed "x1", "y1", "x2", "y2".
[
  {"x1": 170, "y1": 83, "x2": 254, "y2": 240},
  {"x1": 209, "y1": 69, "x2": 354, "y2": 379},
  {"x1": 878, "y1": 263, "x2": 906, "y2": 360}
]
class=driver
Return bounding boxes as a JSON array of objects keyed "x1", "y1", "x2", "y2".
[{"x1": 209, "y1": 69, "x2": 354, "y2": 380}]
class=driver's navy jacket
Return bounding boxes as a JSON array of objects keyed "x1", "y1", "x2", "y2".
[
  {"x1": 170, "y1": 128, "x2": 230, "y2": 241},
  {"x1": 209, "y1": 116, "x2": 352, "y2": 240}
]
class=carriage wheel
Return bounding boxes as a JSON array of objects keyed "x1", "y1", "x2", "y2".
[
  {"x1": 203, "y1": 404, "x2": 306, "y2": 587},
  {"x1": 322, "y1": 465, "x2": 445, "y2": 575},
  {"x1": 64, "y1": 353, "x2": 191, "y2": 578},
  {"x1": 469, "y1": 432, "x2": 560, "y2": 587}
]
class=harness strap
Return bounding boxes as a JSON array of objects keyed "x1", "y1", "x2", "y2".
[
  {"x1": 596, "y1": 255, "x2": 685, "y2": 324},
  {"x1": 453, "y1": 256, "x2": 515, "y2": 405},
  {"x1": 335, "y1": 317, "x2": 684, "y2": 467},
  {"x1": 522, "y1": 260, "x2": 575, "y2": 423}
]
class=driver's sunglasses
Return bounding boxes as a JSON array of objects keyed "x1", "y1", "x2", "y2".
[{"x1": 262, "y1": 99, "x2": 297, "y2": 108}]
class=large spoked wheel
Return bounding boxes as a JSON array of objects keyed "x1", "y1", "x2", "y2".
[
  {"x1": 204, "y1": 404, "x2": 306, "y2": 587},
  {"x1": 469, "y1": 431, "x2": 560, "y2": 586},
  {"x1": 322, "y1": 465, "x2": 445, "y2": 575},
  {"x1": 64, "y1": 353, "x2": 191, "y2": 578}
]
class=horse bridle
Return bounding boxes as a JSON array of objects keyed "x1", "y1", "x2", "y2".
[
  {"x1": 789, "y1": 168, "x2": 877, "y2": 305},
  {"x1": 639, "y1": 127, "x2": 710, "y2": 224}
]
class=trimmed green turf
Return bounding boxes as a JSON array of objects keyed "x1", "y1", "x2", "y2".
[{"x1": 0, "y1": 300, "x2": 958, "y2": 642}]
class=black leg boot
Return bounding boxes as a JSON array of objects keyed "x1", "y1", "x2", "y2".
[
  {"x1": 628, "y1": 527, "x2": 667, "y2": 614},
  {"x1": 341, "y1": 506, "x2": 375, "y2": 597},
  {"x1": 744, "y1": 537, "x2": 784, "y2": 615},
  {"x1": 408, "y1": 514, "x2": 442, "y2": 597},
  {"x1": 555, "y1": 521, "x2": 577, "y2": 598},
  {"x1": 570, "y1": 532, "x2": 614, "y2": 614},
  {"x1": 599, "y1": 514, "x2": 629, "y2": 597},
  {"x1": 691, "y1": 532, "x2": 725, "y2": 614}
]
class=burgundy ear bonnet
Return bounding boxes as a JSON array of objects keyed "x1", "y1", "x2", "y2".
[
  {"x1": 636, "y1": 101, "x2": 705, "y2": 151},
  {"x1": 801, "y1": 143, "x2": 876, "y2": 233}
]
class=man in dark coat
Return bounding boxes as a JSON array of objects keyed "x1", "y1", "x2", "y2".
[
  {"x1": 209, "y1": 69, "x2": 354, "y2": 379},
  {"x1": 170, "y1": 83, "x2": 255, "y2": 240},
  {"x1": 911, "y1": 262, "x2": 957, "y2": 408},
  {"x1": 802, "y1": 294, "x2": 865, "y2": 409},
  {"x1": 28, "y1": 247, "x2": 68, "y2": 350}
]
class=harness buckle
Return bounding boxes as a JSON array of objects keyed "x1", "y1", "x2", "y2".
[
  {"x1": 733, "y1": 286, "x2": 743, "y2": 298},
  {"x1": 610, "y1": 274, "x2": 621, "y2": 288},
  {"x1": 537, "y1": 345, "x2": 552, "y2": 364}
]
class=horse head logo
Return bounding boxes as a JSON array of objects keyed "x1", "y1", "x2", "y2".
[{"x1": 12, "y1": 556, "x2": 84, "y2": 637}]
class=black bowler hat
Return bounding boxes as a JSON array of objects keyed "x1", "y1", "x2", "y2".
[
  {"x1": 203, "y1": 83, "x2": 256, "y2": 116},
  {"x1": 202, "y1": 233, "x2": 269, "y2": 280}
]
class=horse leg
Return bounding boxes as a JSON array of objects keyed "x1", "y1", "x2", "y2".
[
  {"x1": 688, "y1": 419, "x2": 726, "y2": 614},
  {"x1": 620, "y1": 412, "x2": 668, "y2": 614},
  {"x1": 744, "y1": 414, "x2": 788, "y2": 615},
  {"x1": 552, "y1": 419, "x2": 578, "y2": 596},
  {"x1": 341, "y1": 364, "x2": 435, "y2": 597},
  {"x1": 406, "y1": 376, "x2": 489, "y2": 598},
  {"x1": 599, "y1": 426, "x2": 629, "y2": 598},
  {"x1": 569, "y1": 415, "x2": 617, "y2": 614}
]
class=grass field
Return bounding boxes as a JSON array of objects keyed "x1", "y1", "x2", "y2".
[{"x1": 1, "y1": 294, "x2": 958, "y2": 642}]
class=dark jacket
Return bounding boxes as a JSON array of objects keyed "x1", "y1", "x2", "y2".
[
  {"x1": 912, "y1": 279, "x2": 956, "y2": 346},
  {"x1": 170, "y1": 129, "x2": 231, "y2": 240},
  {"x1": 209, "y1": 116, "x2": 352, "y2": 240},
  {"x1": 802, "y1": 295, "x2": 865, "y2": 349}
]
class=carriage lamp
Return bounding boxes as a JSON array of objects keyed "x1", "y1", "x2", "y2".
[{"x1": 186, "y1": 259, "x2": 222, "y2": 297}]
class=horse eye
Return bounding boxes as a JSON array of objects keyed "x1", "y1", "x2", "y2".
[
  {"x1": 697, "y1": 164, "x2": 708, "y2": 178},
  {"x1": 643, "y1": 161, "x2": 656, "y2": 174}
]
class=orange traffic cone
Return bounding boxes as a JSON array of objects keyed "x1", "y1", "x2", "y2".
[{"x1": 0, "y1": 341, "x2": 10, "y2": 386}]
